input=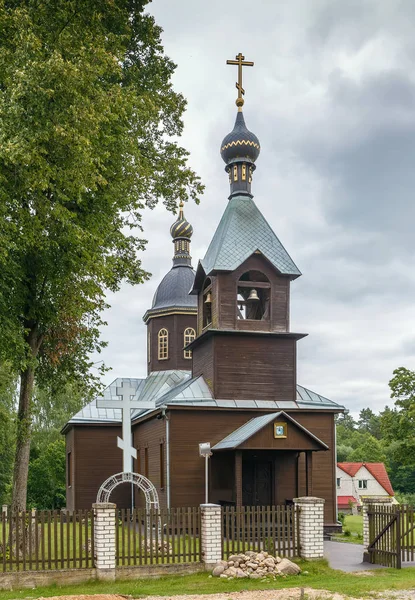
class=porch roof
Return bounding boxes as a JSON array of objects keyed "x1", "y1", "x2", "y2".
[{"x1": 211, "y1": 410, "x2": 329, "y2": 451}]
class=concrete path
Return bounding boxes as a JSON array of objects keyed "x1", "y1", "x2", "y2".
[{"x1": 324, "y1": 540, "x2": 385, "y2": 572}]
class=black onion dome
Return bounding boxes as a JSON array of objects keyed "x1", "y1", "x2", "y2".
[
  {"x1": 170, "y1": 201, "x2": 193, "y2": 239},
  {"x1": 220, "y1": 111, "x2": 260, "y2": 164},
  {"x1": 151, "y1": 266, "x2": 197, "y2": 311}
]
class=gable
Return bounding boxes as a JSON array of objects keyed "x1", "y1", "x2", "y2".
[
  {"x1": 239, "y1": 416, "x2": 324, "y2": 451},
  {"x1": 212, "y1": 411, "x2": 329, "y2": 451}
]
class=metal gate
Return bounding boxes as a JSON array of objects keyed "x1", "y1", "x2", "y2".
[{"x1": 367, "y1": 504, "x2": 415, "y2": 568}]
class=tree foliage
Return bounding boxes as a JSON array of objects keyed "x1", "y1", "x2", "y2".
[{"x1": 0, "y1": 0, "x2": 203, "y2": 510}]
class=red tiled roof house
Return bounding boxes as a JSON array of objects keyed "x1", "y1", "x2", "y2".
[{"x1": 336, "y1": 462, "x2": 395, "y2": 513}]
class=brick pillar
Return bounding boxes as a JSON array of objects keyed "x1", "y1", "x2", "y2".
[
  {"x1": 200, "y1": 504, "x2": 222, "y2": 567},
  {"x1": 93, "y1": 502, "x2": 116, "y2": 580},
  {"x1": 294, "y1": 496, "x2": 325, "y2": 559},
  {"x1": 362, "y1": 497, "x2": 394, "y2": 554}
]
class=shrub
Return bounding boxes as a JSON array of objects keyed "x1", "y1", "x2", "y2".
[
  {"x1": 343, "y1": 528, "x2": 351, "y2": 537},
  {"x1": 338, "y1": 512, "x2": 345, "y2": 524}
]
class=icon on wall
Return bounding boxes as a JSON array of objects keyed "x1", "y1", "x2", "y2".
[{"x1": 274, "y1": 422, "x2": 287, "y2": 438}]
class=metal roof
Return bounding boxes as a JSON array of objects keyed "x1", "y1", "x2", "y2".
[
  {"x1": 65, "y1": 372, "x2": 343, "y2": 429},
  {"x1": 212, "y1": 411, "x2": 329, "y2": 451},
  {"x1": 67, "y1": 378, "x2": 147, "y2": 425},
  {"x1": 148, "y1": 266, "x2": 197, "y2": 312},
  {"x1": 193, "y1": 195, "x2": 301, "y2": 286}
]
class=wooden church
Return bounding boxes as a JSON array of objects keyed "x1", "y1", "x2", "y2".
[{"x1": 63, "y1": 62, "x2": 344, "y2": 530}]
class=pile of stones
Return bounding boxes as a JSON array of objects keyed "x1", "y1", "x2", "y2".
[{"x1": 212, "y1": 551, "x2": 301, "y2": 579}]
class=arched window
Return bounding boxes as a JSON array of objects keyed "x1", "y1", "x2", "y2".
[
  {"x1": 184, "y1": 327, "x2": 196, "y2": 359},
  {"x1": 237, "y1": 270, "x2": 270, "y2": 321},
  {"x1": 158, "y1": 328, "x2": 168, "y2": 360}
]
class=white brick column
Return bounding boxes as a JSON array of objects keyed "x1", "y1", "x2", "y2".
[
  {"x1": 294, "y1": 497, "x2": 325, "y2": 559},
  {"x1": 362, "y1": 497, "x2": 394, "y2": 552},
  {"x1": 93, "y1": 502, "x2": 116, "y2": 580},
  {"x1": 200, "y1": 504, "x2": 222, "y2": 567}
]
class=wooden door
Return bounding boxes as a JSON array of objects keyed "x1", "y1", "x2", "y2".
[{"x1": 242, "y1": 459, "x2": 272, "y2": 506}]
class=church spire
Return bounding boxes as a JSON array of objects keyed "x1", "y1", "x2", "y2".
[
  {"x1": 170, "y1": 201, "x2": 193, "y2": 267},
  {"x1": 220, "y1": 53, "x2": 260, "y2": 197}
]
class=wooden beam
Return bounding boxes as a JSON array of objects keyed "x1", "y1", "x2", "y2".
[
  {"x1": 235, "y1": 451, "x2": 242, "y2": 507},
  {"x1": 237, "y1": 281, "x2": 271, "y2": 289},
  {"x1": 306, "y1": 451, "x2": 313, "y2": 496}
]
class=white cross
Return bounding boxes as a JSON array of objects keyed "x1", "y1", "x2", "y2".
[{"x1": 97, "y1": 381, "x2": 155, "y2": 473}]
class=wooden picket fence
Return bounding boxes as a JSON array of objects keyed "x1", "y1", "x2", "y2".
[
  {"x1": 222, "y1": 505, "x2": 300, "y2": 558},
  {"x1": 116, "y1": 507, "x2": 201, "y2": 566},
  {"x1": 0, "y1": 510, "x2": 94, "y2": 572}
]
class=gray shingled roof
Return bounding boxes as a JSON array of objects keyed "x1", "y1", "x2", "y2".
[
  {"x1": 200, "y1": 195, "x2": 301, "y2": 277},
  {"x1": 64, "y1": 371, "x2": 343, "y2": 430},
  {"x1": 212, "y1": 411, "x2": 329, "y2": 451}
]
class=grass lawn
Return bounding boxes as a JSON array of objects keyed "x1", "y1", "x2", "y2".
[
  {"x1": 332, "y1": 515, "x2": 363, "y2": 544},
  {"x1": 0, "y1": 560, "x2": 415, "y2": 600}
]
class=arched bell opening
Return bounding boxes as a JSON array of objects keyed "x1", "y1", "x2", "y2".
[
  {"x1": 237, "y1": 270, "x2": 270, "y2": 321},
  {"x1": 202, "y1": 277, "x2": 212, "y2": 328}
]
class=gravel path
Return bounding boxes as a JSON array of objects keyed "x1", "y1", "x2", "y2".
[{"x1": 37, "y1": 588, "x2": 415, "y2": 600}]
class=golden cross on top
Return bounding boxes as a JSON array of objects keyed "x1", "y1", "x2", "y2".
[{"x1": 226, "y1": 52, "x2": 254, "y2": 109}]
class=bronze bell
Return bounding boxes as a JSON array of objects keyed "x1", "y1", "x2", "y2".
[
  {"x1": 247, "y1": 288, "x2": 259, "y2": 302},
  {"x1": 204, "y1": 291, "x2": 212, "y2": 304}
]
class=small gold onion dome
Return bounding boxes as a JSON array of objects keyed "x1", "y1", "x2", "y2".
[{"x1": 170, "y1": 201, "x2": 193, "y2": 239}]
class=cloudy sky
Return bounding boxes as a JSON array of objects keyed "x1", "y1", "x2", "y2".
[{"x1": 97, "y1": 0, "x2": 415, "y2": 416}]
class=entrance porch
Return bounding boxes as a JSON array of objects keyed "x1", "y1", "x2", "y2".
[
  {"x1": 210, "y1": 449, "x2": 316, "y2": 507},
  {"x1": 209, "y1": 410, "x2": 328, "y2": 508}
]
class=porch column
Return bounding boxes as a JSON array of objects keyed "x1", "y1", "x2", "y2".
[
  {"x1": 305, "y1": 451, "x2": 313, "y2": 496},
  {"x1": 235, "y1": 451, "x2": 242, "y2": 507}
]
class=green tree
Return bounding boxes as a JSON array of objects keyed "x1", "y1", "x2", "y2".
[
  {"x1": 336, "y1": 444, "x2": 354, "y2": 462},
  {"x1": 0, "y1": 363, "x2": 17, "y2": 505},
  {"x1": 0, "y1": 0, "x2": 203, "y2": 511},
  {"x1": 357, "y1": 407, "x2": 381, "y2": 439},
  {"x1": 27, "y1": 439, "x2": 66, "y2": 510},
  {"x1": 387, "y1": 367, "x2": 415, "y2": 465},
  {"x1": 349, "y1": 435, "x2": 387, "y2": 463}
]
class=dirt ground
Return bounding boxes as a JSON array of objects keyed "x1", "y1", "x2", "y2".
[{"x1": 37, "y1": 588, "x2": 415, "y2": 600}]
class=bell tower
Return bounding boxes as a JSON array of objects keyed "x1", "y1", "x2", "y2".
[
  {"x1": 189, "y1": 54, "x2": 307, "y2": 400},
  {"x1": 143, "y1": 203, "x2": 197, "y2": 373}
]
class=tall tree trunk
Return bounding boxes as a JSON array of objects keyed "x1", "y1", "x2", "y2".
[
  {"x1": 11, "y1": 364, "x2": 35, "y2": 513},
  {"x1": 11, "y1": 328, "x2": 41, "y2": 513}
]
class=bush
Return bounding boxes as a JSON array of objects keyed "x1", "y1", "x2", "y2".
[
  {"x1": 338, "y1": 512, "x2": 345, "y2": 524},
  {"x1": 343, "y1": 528, "x2": 351, "y2": 537}
]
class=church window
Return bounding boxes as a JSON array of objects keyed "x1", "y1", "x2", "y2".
[
  {"x1": 147, "y1": 330, "x2": 151, "y2": 363},
  {"x1": 233, "y1": 165, "x2": 238, "y2": 181},
  {"x1": 158, "y1": 328, "x2": 168, "y2": 360},
  {"x1": 237, "y1": 270, "x2": 270, "y2": 321},
  {"x1": 203, "y1": 278, "x2": 212, "y2": 328},
  {"x1": 242, "y1": 164, "x2": 246, "y2": 181},
  {"x1": 160, "y1": 442, "x2": 165, "y2": 489},
  {"x1": 184, "y1": 327, "x2": 196, "y2": 358}
]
